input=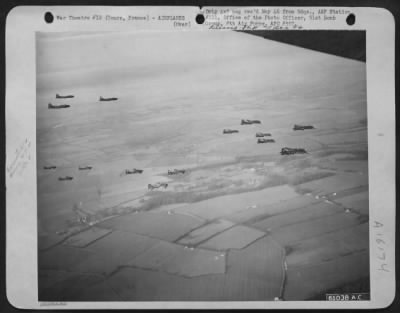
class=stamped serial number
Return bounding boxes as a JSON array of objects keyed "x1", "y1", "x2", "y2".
[{"x1": 326, "y1": 293, "x2": 370, "y2": 301}]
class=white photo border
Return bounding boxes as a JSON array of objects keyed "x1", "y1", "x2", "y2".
[{"x1": 5, "y1": 6, "x2": 395, "y2": 309}]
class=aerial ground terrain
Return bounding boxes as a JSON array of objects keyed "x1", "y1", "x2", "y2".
[{"x1": 37, "y1": 30, "x2": 369, "y2": 301}]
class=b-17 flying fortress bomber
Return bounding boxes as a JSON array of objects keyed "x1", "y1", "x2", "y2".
[
  {"x1": 99, "y1": 96, "x2": 118, "y2": 101},
  {"x1": 58, "y1": 176, "x2": 73, "y2": 181},
  {"x1": 223, "y1": 129, "x2": 239, "y2": 134},
  {"x1": 168, "y1": 169, "x2": 186, "y2": 175},
  {"x1": 48, "y1": 103, "x2": 70, "y2": 109},
  {"x1": 280, "y1": 147, "x2": 308, "y2": 155},
  {"x1": 125, "y1": 168, "x2": 144, "y2": 175},
  {"x1": 56, "y1": 93, "x2": 74, "y2": 99},
  {"x1": 255, "y1": 132, "x2": 272, "y2": 137},
  {"x1": 257, "y1": 138, "x2": 275, "y2": 144},
  {"x1": 241, "y1": 119, "x2": 261, "y2": 125},
  {"x1": 293, "y1": 124, "x2": 315, "y2": 131},
  {"x1": 49, "y1": 93, "x2": 74, "y2": 109},
  {"x1": 148, "y1": 182, "x2": 168, "y2": 190}
]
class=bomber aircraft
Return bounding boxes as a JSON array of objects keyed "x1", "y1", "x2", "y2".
[
  {"x1": 293, "y1": 124, "x2": 315, "y2": 130},
  {"x1": 58, "y1": 176, "x2": 73, "y2": 181},
  {"x1": 148, "y1": 182, "x2": 168, "y2": 190},
  {"x1": 99, "y1": 96, "x2": 118, "y2": 101},
  {"x1": 280, "y1": 147, "x2": 308, "y2": 155},
  {"x1": 168, "y1": 169, "x2": 186, "y2": 175},
  {"x1": 241, "y1": 119, "x2": 261, "y2": 125},
  {"x1": 255, "y1": 132, "x2": 272, "y2": 137},
  {"x1": 48, "y1": 103, "x2": 70, "y2": 109},
  {"x1": 125, "y1": 168, "x2": 144, "y2": 175},
  {"x1": 257, "y1": 138, "x2": 275, "y2": 144},
  {"x1": 223, "y1": 129, "x2": 239, "y2": 134},
  {"x1": 56, "y1": 93, "x2": 74, "y2": 99}
]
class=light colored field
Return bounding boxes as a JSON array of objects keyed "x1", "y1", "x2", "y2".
[
  {"x1": 295, "y1": 173, "x2": 368, "y2": 196},
  {"x1": 128, "y1": 241, "x2": 226, "y2": 277},
  {"x1": 98, "y1": 211, "x2": 205, "y2": 242},
  {"x1": 177, "y1": 219, "x2": 235, "y2": 246},
  {"x1": 171, "y1": 184, "x2": 299, "y2": 220},
  {"x1": 198, "y1": 225, "x2": 265, "y2": 251},
  {"x1": 152, "y1": 202, "x2": 191, "y2": 213},
  {"x1": 251, "y1": 201, "x2": 344, "y2": 232},
  {"x1": 319, "y1": 160, "x2": 368, "y2": 173},
  {"x1": 314, "y1": 129, "x2": 367, "y2": 145},
  {"x1": 321, "y1": 185, "x2": 368, "y2": 200},
  {"x1": 63, "y1": 227, "x2": 112, "y2": 248},
  {"x1": 269, "y1": 212, "x2": 362, "y2": 246},
  {"x1": 334, "y1": 191, "x2": 369, "y2": 214},
  {"x1": 225, "y1": 195, "x2": 318, "y2": 224}
]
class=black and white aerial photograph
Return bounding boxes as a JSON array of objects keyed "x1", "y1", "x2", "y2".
[{"x1": 36, "y1": 29, "x2": 369, "y2": 301}]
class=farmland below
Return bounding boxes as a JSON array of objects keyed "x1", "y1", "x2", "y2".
[{"x1": 37, "y1": 30, "x2": 369, "y2": 301}]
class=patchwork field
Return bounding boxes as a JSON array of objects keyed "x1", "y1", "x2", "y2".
[{"x1": 37, "y1": 30, "x2": 368, "y2": 301}]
